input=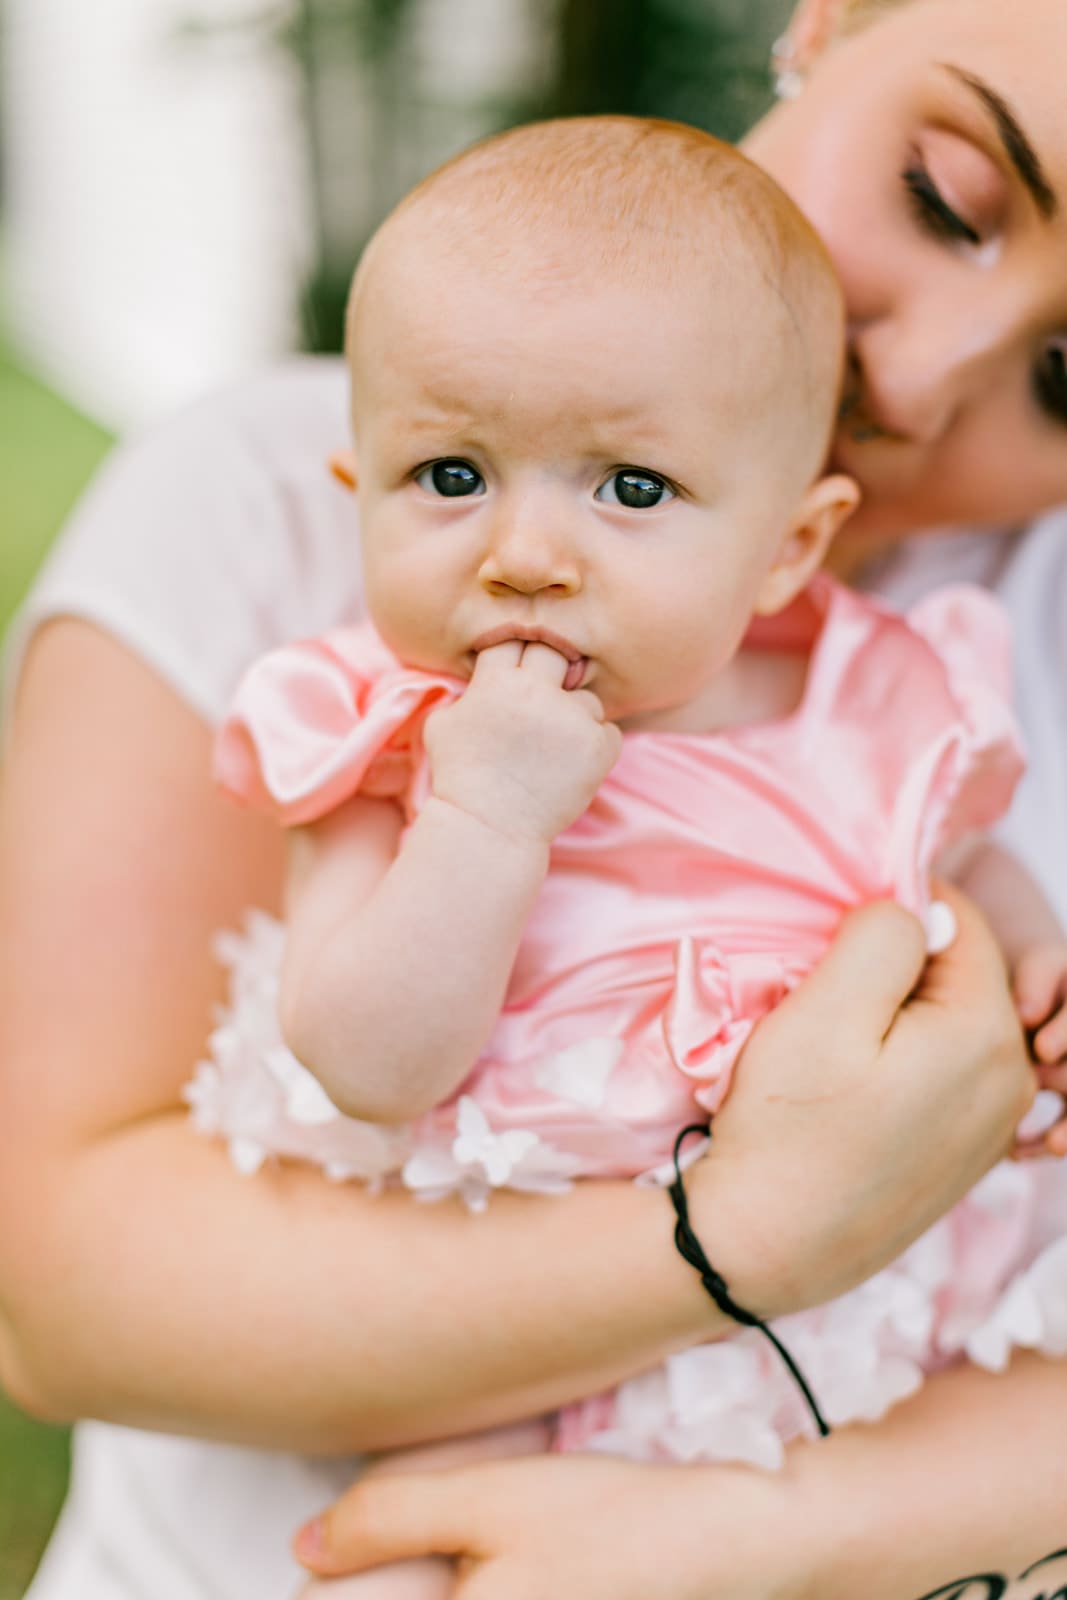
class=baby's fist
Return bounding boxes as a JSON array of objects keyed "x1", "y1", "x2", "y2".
[{"x1": 425, "y1": 641, "x2": 621, "y2": 845}]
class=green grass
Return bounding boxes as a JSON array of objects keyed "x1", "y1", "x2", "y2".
[
  {"x1": 0, "y1": 334, "x2": 113, "y2": 1596},
  {"x1": 0, "y1": 335, "x2": 112, "y2": 630},
  {"x1": 0, "y1": 1406, "x2": 70, "y2": 1599}
]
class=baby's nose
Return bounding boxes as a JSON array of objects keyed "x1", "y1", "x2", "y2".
[{"x1": 479, "y1": 503, "x2": 581, "y2": 596}]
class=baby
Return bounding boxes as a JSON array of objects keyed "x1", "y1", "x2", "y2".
[{"x1": 197, "y1": 117, "x2": 1067, "y2": 1598}]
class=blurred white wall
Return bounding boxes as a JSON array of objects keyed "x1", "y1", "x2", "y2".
[
  {"x1": 2, "y1": 0, "x2": 553, "y2": 431},
  {"x1": 2, "y1": 0, "x2": 313, "y2": 429}
]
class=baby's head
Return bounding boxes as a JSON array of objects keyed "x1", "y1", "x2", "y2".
[{"x1": 338, "y1": 116, "x2": 858, "y2": 730}]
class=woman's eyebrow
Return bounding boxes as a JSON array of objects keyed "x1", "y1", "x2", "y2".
[{"x1": 940, "y1": 64, "x2": 1058, "y2": 221}]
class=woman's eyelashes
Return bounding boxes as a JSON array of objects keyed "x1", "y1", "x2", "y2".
[
  {"x1": 415, "y1": 459, "x2": 485, "y2": 497},
  {"x1": 900, "y1": 146, "x2": 1067, "y2": 433},
  {"x1": 595, "y1": 469, "x2": 675, "y2": 509},
  {"x1": 902, "y1": 159, "x2": 983, "y2": 246}
]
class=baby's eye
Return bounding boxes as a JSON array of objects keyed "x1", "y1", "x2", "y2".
[
  {"x1": 415, "y1": 459, "x2": 486, "y2": 497},
  {"x1": 595, "y1": 469, "x2": 675, "y2": 510}
]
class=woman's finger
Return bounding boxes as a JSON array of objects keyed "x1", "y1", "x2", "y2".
[
  {"x1": 781, "y1": 897, "x2": 927, "y2": 1051},
  {"x1": 911, "y1": 881, "x2": 1012, "y2": 1006},
  {"x1": 294, "y1": 1473, "x2": 485, "y2": 1577}
]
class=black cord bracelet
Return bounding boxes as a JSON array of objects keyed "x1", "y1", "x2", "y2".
[{"x1": 667, "y1": 1122, "x2": 832, "y2": 1440}]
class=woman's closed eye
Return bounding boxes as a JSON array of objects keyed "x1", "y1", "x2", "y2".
[
  {"x1": 595, "y1": 469, "x2": 675, "y2": 510},
  {"x1": 902, "y1": 159, "x2": 982, "y2": 246},
  {"x1": 415, "y1": 459, "x2": 486, "y2": 497},
  {"x1": 902, "y1": 144, "x2": 1067, "y2": 432}
]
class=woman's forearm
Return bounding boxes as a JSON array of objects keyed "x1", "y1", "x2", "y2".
[
  {"x1": 0, "y1": 1113, "x2": 720, "y2": 1453},
  {"x1": 1, "y1": 625, "x2": 1035, "y2": 1461},
  {"x1": 794, "y1": 1353, "x2": 1067, "y2": 1600},
  {"x1": 0, "y1": 623, "x2": 720, "y2": 1453},
  {"x1": 298, "y1": 1352, "x2": 1067, "y2": 1598}
]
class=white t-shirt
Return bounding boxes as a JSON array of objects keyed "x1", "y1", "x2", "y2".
[{"x1": 7, "y1": 359, "x2": 1067, "y2": 1599}]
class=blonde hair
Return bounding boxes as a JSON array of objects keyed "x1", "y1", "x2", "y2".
[{"x1": 355, "y1": 117, "x2": 837, "y2": 314}]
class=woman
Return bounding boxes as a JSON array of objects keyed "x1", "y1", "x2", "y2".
[
  {"x1": 0, "y1": 1, "x2": 1060, "y2": 1596},
  {"x1": 297, "y1": 3, "x2": 1067, "y2": 1594}
]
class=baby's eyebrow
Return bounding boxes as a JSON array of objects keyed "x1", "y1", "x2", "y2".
[{"x1": 940, "y1": 63, "x2": 1058, "y2": 221}]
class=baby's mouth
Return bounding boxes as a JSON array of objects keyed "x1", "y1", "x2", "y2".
[
  {"x1": 561, "y1": 656, "x2": 589, "y2": 691},
  {"x1": 468, "y1": 625, "x2": 590, "y2": 689}
]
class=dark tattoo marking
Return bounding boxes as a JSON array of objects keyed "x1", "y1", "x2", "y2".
[{"x1": 917, "y1": 1549, "x2": 1067, "y2": 1600}]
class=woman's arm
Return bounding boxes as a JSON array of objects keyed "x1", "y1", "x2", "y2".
[
  {"x1": 295, "y1": 1353, "x2": 1067, "y2": 1600},
  {"x1": 0, "y1": 621, "x2": 705, "y2": 1450},
  {"x1": 0, "y1": 622, "x2": 1034, "y2": 1453}
]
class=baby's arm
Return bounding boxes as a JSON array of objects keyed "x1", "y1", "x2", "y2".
[
  {"x1": 280, "y1": 641, "x2": 620, "y2": 1123},
  {"x1": 280, "y1": 790, "x2": 553, "y2": 1123},
  {"x1": 949, "y1": 838, "x2": 1067, "y2": 1073}
]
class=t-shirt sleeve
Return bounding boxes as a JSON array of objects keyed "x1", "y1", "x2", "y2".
[{"x1": 2, "y1": 359, "x2": 360, "y2": 731}]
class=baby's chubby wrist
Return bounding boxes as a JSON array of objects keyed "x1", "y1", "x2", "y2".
[{"x1": 416, "y1": 794, "x2": 552, "y2": 876}]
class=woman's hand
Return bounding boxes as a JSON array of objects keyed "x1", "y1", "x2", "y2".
[
  {"x1": 687, "y1": 884, "x2": 1036, "y2": 1318},
  {"x1": 296, "y1": 1356, "x2": 1067, "y2": 1600},
  {"x1": 293, "y1": 1453, "x2": 814, "y2": 1600}
]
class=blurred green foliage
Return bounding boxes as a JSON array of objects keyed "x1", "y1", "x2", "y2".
[
  {"x1": 0, "y1": 1400, "x2": 69, "y2": 1600},
  {"x1": 294, "y1": 0, "x2": 790, "y2": 350},
  {"x1": 0, "y1": 337, "x2": 112, "y2": 634},
  {"x1": 551, "y1": 0, "x2": 785, "y2": 137}
]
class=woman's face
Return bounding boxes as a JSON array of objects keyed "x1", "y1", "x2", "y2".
[{"x1": 743, "y1": 0, "x2": 1067, "y2": 545}]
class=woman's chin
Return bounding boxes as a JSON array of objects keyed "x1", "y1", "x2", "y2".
[
  {"x1": 827, "y1": 448, "x2": 939, "y2": 553},
  {"x1": 823, "y1": 502, "x2": 937, "y2": 581}
]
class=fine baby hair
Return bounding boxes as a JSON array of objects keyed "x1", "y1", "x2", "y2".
[{"x1": 344, "y1": 114, "x2": 848, "y2": 511}]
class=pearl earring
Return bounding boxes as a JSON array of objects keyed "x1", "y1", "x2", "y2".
[{"x1": 771, "y1": 33, "x2": 805, "y2": 99}]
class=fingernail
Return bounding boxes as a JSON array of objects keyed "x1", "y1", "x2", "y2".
[{"x1": 293, "y1": 1515, "x2": 327, "y2": 1563}]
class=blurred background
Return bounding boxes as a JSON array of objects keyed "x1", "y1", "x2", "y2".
[{"x1": 0, "y1": 0, "x2": 789, "y2": 1591}]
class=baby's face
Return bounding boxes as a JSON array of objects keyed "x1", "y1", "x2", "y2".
[{"x1": 349, "y1": 245, "x2": 835, "y2": 731}]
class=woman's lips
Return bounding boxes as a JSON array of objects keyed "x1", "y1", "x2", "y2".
[
  {"x1": 838, "y1": 361, "x2": 911, "y2": 446},
  {"x1": 838, "y1": 388, "x2": 890, "y2": 443}
]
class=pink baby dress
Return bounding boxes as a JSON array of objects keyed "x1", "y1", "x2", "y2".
[{"x1": 191, "y1": 574, "x2": 1067, "y2": 1469}]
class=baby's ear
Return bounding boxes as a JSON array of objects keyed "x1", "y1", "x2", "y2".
[
  {"x1": 753, "y1": 473, "x2": 860, "y2": 617},
  {"x1": 327, "y1": 449, "x2": 358, "y2": 491}
]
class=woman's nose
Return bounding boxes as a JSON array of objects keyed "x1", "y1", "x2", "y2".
[
  {"x1": 478, "y1": 500, "x2": 581, "y2": 597},
  {"x1": 850, "y1": 287, "x2": 1023, "y2": 447}
]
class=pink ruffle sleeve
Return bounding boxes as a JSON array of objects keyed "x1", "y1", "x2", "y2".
[{"x1": 213, "y1": 624, "x2": 462, "y2": 825}]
